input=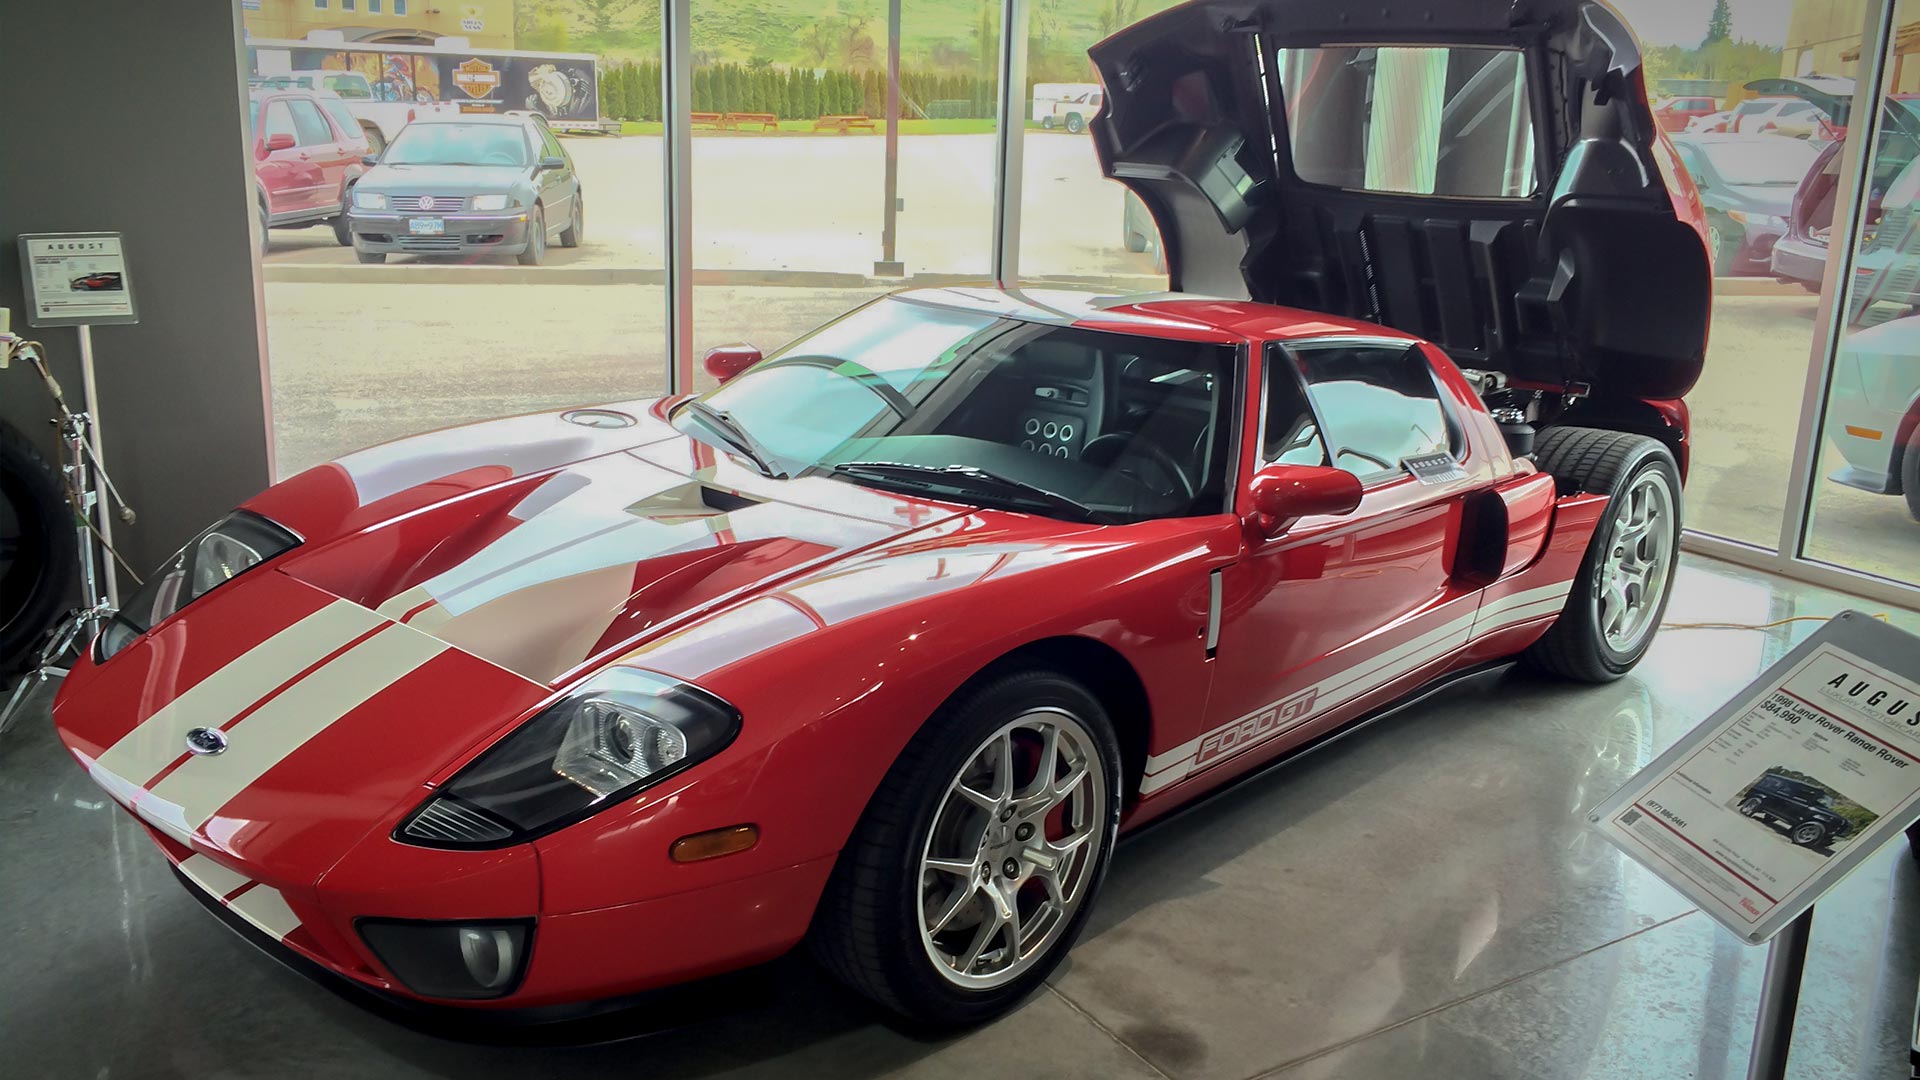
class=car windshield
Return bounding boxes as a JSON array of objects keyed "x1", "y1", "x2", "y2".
[
  {"x1": 1701, "y1": 138, "x2": 1820, "y2": 185},
  {"x1": 383, "y1": 123, "x2": 530, "y2": 167},
  {"x1": 677, "y1": 295, "x2": 1238, "y2": 523}
]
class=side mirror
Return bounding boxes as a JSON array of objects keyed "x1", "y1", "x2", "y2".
[
  {"x1": 538, "y1": 155, "x2": 567, "y2": 171},
  {"x1": 361, "y1": 154, "x2": 381, "y2": 167},
  {"x1": 1246, "y1": 464, "x2": 1363, "y2": 537},
  {"x1": 265, "y1": 132, "x2": 296, "y2": 153},
  {"x1": 702, "y1": 343, "x2": 762, "y2": 384}
]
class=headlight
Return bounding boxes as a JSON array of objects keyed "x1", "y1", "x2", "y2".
[
  {"x1": 353, "y1": 190, "x2": 387, "y2": 210},
  {"x1": 397, "y1": 668, "x2": 740, "y2": 849},
  {"x1": 470, "y1": 194, "x2": 511, "y2": 211},
  {"x1": 97, "y1": 511, "x2": 299, "y2": 661}
]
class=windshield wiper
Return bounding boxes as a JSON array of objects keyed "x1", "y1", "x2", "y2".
[
  {"x1": 828, "y1": 461, "x2": 1112, "y2": 523},
  {"x1": 676, "y1": 399, "x2": 787, "y2": 479}
]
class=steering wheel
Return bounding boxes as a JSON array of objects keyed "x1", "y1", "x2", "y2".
[{"x1": 1082, "y1": 433, "x2": 1197, "y2": 503}]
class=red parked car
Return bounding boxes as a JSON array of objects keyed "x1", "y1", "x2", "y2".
[
  {"x1": 249, "y1": 86, "x2": 368, "y2": 255},
  {"x1": 1654, "y1": 94, "x2": 1720, "y2": 132},
  {"x1": 53, "y1": 0, "x2": 1708, "y2": 1031}
]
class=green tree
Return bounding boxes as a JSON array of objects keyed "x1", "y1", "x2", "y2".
[
  {"x1": 1703, "y1": 0, "x2": 1733, "y2": 46},
  {"x1": 581, "y1": 0, "x2": 638, "y2": 36}
]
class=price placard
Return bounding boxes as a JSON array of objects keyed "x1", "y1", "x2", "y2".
[
  {"x1": 1591, "y1": 612, "x2": 1920, "y2": 943},
  {"x1": 17, "y1": 232, "x2": 138, "y2": 327}
]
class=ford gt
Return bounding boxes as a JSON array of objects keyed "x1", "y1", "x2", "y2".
[{"x1": 50, "y1": 0, "x2": 1710, "y2": 1030}]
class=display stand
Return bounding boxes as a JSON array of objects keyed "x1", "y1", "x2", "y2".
[{"x1": 1745, "y1": 907, "x2": 1813, "y2": 1080}]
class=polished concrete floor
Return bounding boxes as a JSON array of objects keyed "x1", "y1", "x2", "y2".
[{"x1": 4, "y1": 554, "x2": 1919, "y2": 1079}]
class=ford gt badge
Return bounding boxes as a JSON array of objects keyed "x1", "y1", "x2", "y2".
[{"x1": 184, "y1": 727, "x2": 228, "y2": 756}]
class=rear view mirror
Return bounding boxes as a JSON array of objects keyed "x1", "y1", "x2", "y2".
[
  {"x1": 362, "y1": 154, "x2": 381, "y2": 167},
  {"x1": 1246, "y1": 464, "x2": 1363, "y2": 537},
  {"x1": 702, "y1": 343, "x2": 762, "y2": 384},
  {"x1": 538, "y1": 155, "x2": 567, "y2": 171},
  {"x1": 263, "y1": 132, "x2": 296, "y2": 154}
]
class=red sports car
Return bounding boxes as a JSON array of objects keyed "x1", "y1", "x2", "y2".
[{"x1": 50, "y1": 0, "x2": 1710, "y2": 1030}]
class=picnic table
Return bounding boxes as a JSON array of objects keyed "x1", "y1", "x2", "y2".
[
  {"x1": 814, "y1": 114, "x2": 878, "y2": 133},
  {"x1": 721, "y1": 112, "x2": 779, "y2": 132},
  {"x1": 691, "y1": 112, "x2": 724, "y2": 128}
]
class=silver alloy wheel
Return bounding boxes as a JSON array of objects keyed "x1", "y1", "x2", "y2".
[
  {"x1": 1707, "y1": 224, "x2": 1724, "y2": 264},
  {"x1": 1793, "y1": 822, "x2": 1825, "y2": 845},
  {"x1": 917, "y1": 708, "x2": 1108, "y2": 990},
  {"x1": 1597, "y1": 468, "x2": 1676, "y2": 653}
]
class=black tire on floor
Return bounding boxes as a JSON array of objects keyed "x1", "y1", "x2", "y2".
[
  {"x1": 1524, "y1": 426, "x2": 1683, "y2": 683},
  {"x1": 809, "y1": 667, "x2": 1122, "y2": 1028},
  {"x1": 0, "y1": 421, "x2": 78, "y2": 675},
  {"x1": 559, "y1": 195, "x2": 582, "y2": 248},
  {"x1": 1901, "y1": 422, "x2": 1920, "y2": 522},
  {"x1": 331, "y1": 210, "x2": 353, "y2": 247}
]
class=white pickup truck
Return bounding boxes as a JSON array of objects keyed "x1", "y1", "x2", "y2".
[{"x1": 253, "y1": 70, "x2": 459, "y2": 154}]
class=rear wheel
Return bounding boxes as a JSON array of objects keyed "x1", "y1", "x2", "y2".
[
  {"x1": 559, "y1": 195, "x2": 583, "y2": 248},
  {"x1": 811, "y1": 668, "x2": 1120, "y2": 1027},
  {"x1": 1065, "y1": 112, "x2": 1085, "y2": 134},
  {"x1": 1041, "y1": 116, "x2": 1055, "y2": 130},
  {"x1": 1739, "y1": 797, "x2": 1764, "y2": 817},
  {"x1": 1791, "y1": 821, "x2": 1828, "y2": 847},
  {"x1": 1525, "y1": 427, "x2": 1682, "y2": 682},
  {"x1": 360, "y1": 123, "x2": 386, "y2": 155},
  {"x1": 0, "y1": 422, "x2": 77, "y2": 676}
]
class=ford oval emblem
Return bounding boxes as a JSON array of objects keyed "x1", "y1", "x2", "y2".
[{"x1": 184, "y1": 727, "x2": 228, "y2": 756}]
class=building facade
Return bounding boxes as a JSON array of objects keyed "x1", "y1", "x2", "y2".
[{"x1": 242, "y1": 0, "x2": 517, "y2": 50}]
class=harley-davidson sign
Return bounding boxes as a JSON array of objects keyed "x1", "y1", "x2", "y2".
[{"x1": 452, "y1": 57, "x2": 500, "y2": 99}]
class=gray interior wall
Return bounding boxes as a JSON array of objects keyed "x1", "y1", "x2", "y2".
[{"x1": 0, "y1": 0, "x2": 272, "y2": 576}]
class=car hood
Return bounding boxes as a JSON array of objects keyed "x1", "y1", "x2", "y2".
[
  {"x1": 1092, "y1": 0, "x2": 1712, "y2": 399},
  {"x1": 52, "y1": 402, "x2": 1011, "y2": 877},
  {"x1": 360, "y1": 163, "x2": 531, "y2": 197}
]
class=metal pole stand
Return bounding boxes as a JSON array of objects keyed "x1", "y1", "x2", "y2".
[
  {"x1": 1746, "y1": 908, "x2": 1814, "y2": 1080},
  {"x1": 0, "y1": 408, "x2": 115, "y2": 735}
]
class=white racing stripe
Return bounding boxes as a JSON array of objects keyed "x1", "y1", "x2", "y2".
[
  {"x1": 179, "y1": 853, "x2": 250, "y2": 899},
  {"x1": 146, "y1": 622, "x2": 447, "y2": 835},
  {"x1": 93, "y1": 600, "x2": 387, "y2": 786},
  {"x1": 227, "y1": 886, "x2": 304, "y2": 941}
]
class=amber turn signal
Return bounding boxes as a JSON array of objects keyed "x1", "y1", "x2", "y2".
[{"x1": 670, "y1": 824, "x2": 759, "y2": 863}]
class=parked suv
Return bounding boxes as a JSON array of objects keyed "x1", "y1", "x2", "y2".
[
  {"x1": 249, "y1": 87, "x2": 368, "y2": 254},
  {"x1": 1738, "y1": 771, "x2": 1856, "y2": 847}
]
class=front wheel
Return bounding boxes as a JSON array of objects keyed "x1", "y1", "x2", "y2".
[
  {"x1": 1525, "y1": 427, "x2": 1682, "y2": 682},
  {"x1": 811, "y1": 668, "x2": 1121, "y2": 1027},
  {"x1": 1041, "y1": 116, "x2": 1055, "y2": 130},
  {"x1": 1065, "y1": 112, "x2": 1085, "y2": 134},
  {"x1": 331, "y1": 209, "x2": 353, "y2": 247},
  {"x1": 559, "y1": 195, "x2": 583, "y2": 248},
  {"x1": 517, "y1": 206, "x2": 547, "y2": 266}
]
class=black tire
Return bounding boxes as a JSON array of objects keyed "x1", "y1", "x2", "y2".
[
  {"x1": 1739, "y1": 797, "x2": 1764, "y2": 817},
  {"x1": 331, "y1": 209, "x2": 352, "y2": 247},
  {"x1": 1900, "y1": 420, "x2": 1920, "y2": 522},
  {"x1": 810, "y1": 668, "x2": 1122, "y2": 1028},
  {"x1": 355, "y1": 249, "x2": 386, "y2": 265},
  {"x1": 1065, "y1": 112, "x2": 1085, "y2": 134},
  {"x1": 0, "y1": 422, "x2": 78, "y2": 675},
  {"x1": 1790, "y1": 821, "x2": 1828, "y2": 847},
  {"x1": 1707, "y1": 221, "x2": 1736, "y2": 275},
  {"x1": 1041, "y1": 116, "x2": 1055, "y2": 130},
  {"x1": 559, "y1": 194, "x2": 583, "y2": 248},
  {"x1": 1524, "y1": 426, "x2": 1683, "y2": 682},
  {"x1": 518, "y1": 206, "x2": 547, "y2": 266},
  {"x1": 257, "y1": 199, "x2": 270, "y2": 258}
]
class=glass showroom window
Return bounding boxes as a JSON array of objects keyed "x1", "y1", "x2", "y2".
[
  {"x1": 1801, "y1": 0, "x2": 1920, "y2": 590},
  {"x1": 685, "y1": 0, "x2": 1005, "y2": 387},
  {"x1": 240, "y1": 25, "x2": 666, "y2": 478},
  {"x1": 1015, "y1": 0, "x2": 1183, "y2": 290},
  {"x1": 1607, "y1": 0, "x2": 1862, "y2": 554}
]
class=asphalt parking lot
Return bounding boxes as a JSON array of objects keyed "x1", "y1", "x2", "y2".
[{"x1": 256, "y1": 130, "x2": 1919, "y2": 589}]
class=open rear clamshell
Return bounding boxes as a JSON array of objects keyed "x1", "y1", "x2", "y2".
[{"x1": 1091, "y1": 0, "x2": 1711, "y2": 400}]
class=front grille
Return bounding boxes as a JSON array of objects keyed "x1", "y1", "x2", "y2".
[
  {"x1": 402, "y1": 798, "x2": 514, "y2": 845},
  {"x1": 394, "y1": 195, "x2": 466, "y2": 213},
  {"x1": 396, "y1": 237, "x2": 463, "y2": 252}
]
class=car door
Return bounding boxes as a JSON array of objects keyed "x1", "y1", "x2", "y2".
[
  {"x1": 1159, "y1": 340, "x2": 1487, "y2": 794},
  {"x1": 533, "y1": 123, "x2": 575, "y2": 231},
  {"x1": 256, "y1": 98, "x2": 316, "y2": 216},
  {"x1": 286, "y1": 97, "x2": 347, "y2": 214}
]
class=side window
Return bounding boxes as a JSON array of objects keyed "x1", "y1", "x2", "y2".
[
  {"x1": 1289, "y1": 343, "x2": 1459, "y2": 482},
  {"x1": 1261, "y1": 345, "x2": 1330, "y2": 467},
  {"x1": 320, "y1": 100, "x2": 361, "y2": 143},
  {"x1": 540, "y1": 125, "x2": 565, "y2": 161},
  {"x1": 262, "y1": 101, "x2": 296, "y2": 143},
  {"x1": 287, "y1": 99, "x2": 333, "y2": 146}
]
